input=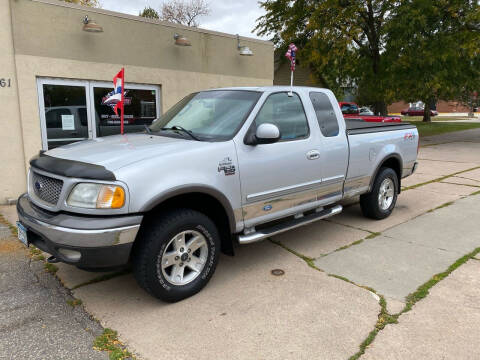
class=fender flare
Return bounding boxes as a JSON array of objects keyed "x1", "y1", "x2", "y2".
[
  {"x1": 140, "y1": 184, "x2": 237, "y2": 233},
  {"x1": 369, "y1": 154, "x2": 403, "y2": 193}
]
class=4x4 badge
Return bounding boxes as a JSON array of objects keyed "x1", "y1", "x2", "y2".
[{"x1": 218, "y1": 157, "x2": 236, "y2": 176}]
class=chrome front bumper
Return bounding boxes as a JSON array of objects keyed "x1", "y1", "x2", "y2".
[{"x1": 17, "y1": 194, "x2": 142, "y2": 269}]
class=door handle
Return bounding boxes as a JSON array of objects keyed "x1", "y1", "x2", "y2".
[{"x1": 306, "y1": 150, "x2": 320, "y2": 160}]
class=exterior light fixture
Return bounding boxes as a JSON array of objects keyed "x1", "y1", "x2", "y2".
[
  {"x1": 174, "y1": 33, "x2": 191, "y2": 46},
  {"x1": 237, "y1": 34, "x2": 253, "y2": 56},
  {"x1": 83, "y1": 15, "x2": 103, "y2": 33}
]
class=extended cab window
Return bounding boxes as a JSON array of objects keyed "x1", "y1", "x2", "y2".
[
  {"x1": 310, "y1": 92, "x2": 339, "y2": 137},
  {"x1": 254, "y1": 92, "x2": 309, "y2": 141}
]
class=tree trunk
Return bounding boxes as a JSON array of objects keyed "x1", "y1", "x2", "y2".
[
  {"x1": 373, "y1": 101, "x2": 387, "y2": 116},
  {"x1": 468, "y1": 103, "x2": 474, "y2": 118},
  {"x1": 423, "y1": 102, "x2": 432, "y2": 122}
]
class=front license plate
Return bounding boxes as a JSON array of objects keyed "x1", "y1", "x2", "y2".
[{"x1": 16, "y1": 222, "x2": 28, "y2": 247}]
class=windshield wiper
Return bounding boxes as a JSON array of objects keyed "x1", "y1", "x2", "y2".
[
  {"x1": 161, "y1": 125, "x2": 200, "y2": 141},
  {"x1": 144, "y1": 124, "x2": 152, "y2": 134}
]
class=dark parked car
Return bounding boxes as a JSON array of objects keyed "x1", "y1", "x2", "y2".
[{"x1": 401, "y1": 106, "x2": 438, "y2": 117}]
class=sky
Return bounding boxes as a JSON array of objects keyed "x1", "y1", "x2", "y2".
[{"x1": 99, "y1": 0, "x2": 269, "y2": 40}]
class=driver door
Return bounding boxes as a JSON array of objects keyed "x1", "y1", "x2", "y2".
[{"x1": 235, "y1": 92, "x2": 323, "y2": 228}]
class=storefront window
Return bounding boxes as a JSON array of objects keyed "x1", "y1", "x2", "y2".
[
  {"x1": 37, "y1": 78, "x2": 160, "y2": 150},
  {"x1": 42, "y1": 84, "x2": 89, "y2": 149},
  {"x1": 93, "y1": 87, "x2": 157, "y2": 137}
]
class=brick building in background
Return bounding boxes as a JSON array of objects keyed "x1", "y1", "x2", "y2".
[{"x1": 388, "y1": 100, "x2": 472, "y2": 114}]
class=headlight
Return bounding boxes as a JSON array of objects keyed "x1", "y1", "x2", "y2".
[{"x1": 67, "y1": 183, "x2": 125, "y2": 209}]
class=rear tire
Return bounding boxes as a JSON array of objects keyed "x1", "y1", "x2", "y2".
[
  {"x1": 132, "y1": 208, "x2": 220, "y2": 302},
  {"x1": 360, "y1": 167, "x2": 398, "y2": 220}
]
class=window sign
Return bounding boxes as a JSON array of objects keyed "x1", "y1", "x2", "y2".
[{"x1": 61, "y1": 114, "x2": 75, "y2": 130}]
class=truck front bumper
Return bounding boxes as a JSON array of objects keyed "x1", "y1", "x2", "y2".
[{"x1": 16, "y1": 194, "x2": 142, "y2": 270}]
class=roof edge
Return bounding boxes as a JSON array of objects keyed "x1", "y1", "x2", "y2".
[{"x1": 28, "y1": 0, "x2": 273, "y2": 45}]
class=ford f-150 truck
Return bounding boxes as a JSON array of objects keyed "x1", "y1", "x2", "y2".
[
  {"x1": 339, "y1": 101, "x2": 402, "y2": 122},
  {"x1": 17, "y1": 86, "x2": 419, "y2": 302}
]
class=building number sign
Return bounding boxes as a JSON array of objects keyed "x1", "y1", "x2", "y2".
[{"x1": 0, "y1": 79, "x2": 12, "y2": 88}]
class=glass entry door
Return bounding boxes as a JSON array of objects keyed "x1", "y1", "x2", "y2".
[
  {"x1": 37, "y1": 79, "x2": 93, "y2": 150},
  {"x1": 37, "y1": 78, "x2": 161, "y2": 150}
]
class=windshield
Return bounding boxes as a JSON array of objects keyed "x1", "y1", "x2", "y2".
[{"x1": 149, "y1": 90, "x2": 261, "y2": 141}]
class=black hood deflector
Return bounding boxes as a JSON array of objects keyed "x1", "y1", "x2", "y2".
[{"x1": 30, "y1": 153, "x2": 116, "y2": 181}]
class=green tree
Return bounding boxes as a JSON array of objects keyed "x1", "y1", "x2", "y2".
[
  {"x1": 255, "y1": 0, "x2": 400, "y2": 114},
  {"x1": 139, "y1": 6, "x2": 160, "y2": 19},
  {"x1": 59, "y1": 0, "x2": 99, "y2": 7},
  {"x1": 386, "y1": 0, "x2": 480, "y2": 122}
]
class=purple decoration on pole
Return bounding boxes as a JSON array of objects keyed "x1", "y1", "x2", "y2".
[{"x1": 285, "y1": 43, "x2": 298, "y2": 71}]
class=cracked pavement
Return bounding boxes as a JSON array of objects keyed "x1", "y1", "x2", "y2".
[{"x1": 1, "y1": 128, "x2": 480, "y2": 359}]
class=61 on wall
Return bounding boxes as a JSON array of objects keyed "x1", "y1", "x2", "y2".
[{"x1": 0, "y1": 79, "x2": 11, "y2": 87}]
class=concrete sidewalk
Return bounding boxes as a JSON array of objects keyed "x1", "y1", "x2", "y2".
[
  {"x1": 1, "y1": 130, "x2": 480, "y2": 359},
  {"x1": 363, "y1": 260, "x2": 480, "y2": 360},
  {"x1": 73, "y1": 241, "x2": 380, "y2": 360},
  {"x1": 315, "y1": 194, "x2": 480, "y2": 305}
]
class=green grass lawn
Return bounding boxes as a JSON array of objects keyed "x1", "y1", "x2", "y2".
[
  {"x1": 408, "y1": 121, "x2": 480, "y2": 137},
  {"x1": 403, "y1": 116, "x2": 476, "y2": 122}
]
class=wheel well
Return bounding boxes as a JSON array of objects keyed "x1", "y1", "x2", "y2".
[
  {"x1": 141, "y1": 192, "x2": 234, "y2": 255},
  {"x1": 378, "y1": 157, "x2": 402, "y2": 192}
]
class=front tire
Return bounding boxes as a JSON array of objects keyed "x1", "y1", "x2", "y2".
[
  {"x1": 132, "y1": 209, "x2": 220, "y2": 302},
  {"x1": 360, "y1": 167, "x2": 398, "y2": 220}
]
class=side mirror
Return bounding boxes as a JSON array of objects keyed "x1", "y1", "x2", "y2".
[{"x1": 246, "y1": 123, "x2": 281, "y2": 145}]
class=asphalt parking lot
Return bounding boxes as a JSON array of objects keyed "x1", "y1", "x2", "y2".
[{"x1": 1, "y1": 128, "x2": 480, "y2": 360}]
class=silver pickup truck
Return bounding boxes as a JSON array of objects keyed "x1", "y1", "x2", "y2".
[{"x1": 17, "y1": 86, "x2": 419, "y2": 302}]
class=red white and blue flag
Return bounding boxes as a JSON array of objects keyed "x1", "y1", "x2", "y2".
[
  {"x1": 285, "y1": 43, "x2": 297, "y2": 71},
  {"x1": 102, "y1": 68, "x2": 125, "y2": 134}
]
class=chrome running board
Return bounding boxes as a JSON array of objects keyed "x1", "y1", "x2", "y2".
[{"x1": 238, "y1": 205, "x2": 343, "y2": 244}]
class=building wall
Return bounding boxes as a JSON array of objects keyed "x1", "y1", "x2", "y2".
[
  {"x1": 436, "y1": 100, "x2": 471, "y2": 113},
  {"x1": 0, "y1": 0, "x2": 28, "y2": 202},
  {"x1": 0, "y1": 0, "x2": 273, "y2": 203},
  {"x1": 388, "y1": 100, "x2": 472, "y2": 114},
  {"x1": 388, "y1": 101, "x2": 409, "y2": 113},
  {"x1": 274, "y1": 62, "x2": 317, "y2": 87},
  {"x1": 11, "y1": 0, "x2": 272, "y2": 79}
]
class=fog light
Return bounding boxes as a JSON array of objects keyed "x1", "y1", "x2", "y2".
[{"x1": 58, "y1": 248, "x2": 81, "y2": 261}]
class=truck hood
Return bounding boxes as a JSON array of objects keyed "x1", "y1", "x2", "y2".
[{"x1": 46, "y1": 134, "x2": 209, "y2": 171}]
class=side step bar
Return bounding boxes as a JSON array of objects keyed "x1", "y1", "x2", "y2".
[{"x1": 238, "y1": 204, "x2": 343, "y2": 244}]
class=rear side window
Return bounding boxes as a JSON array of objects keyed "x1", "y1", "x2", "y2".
[
  {"x1": 254, "y1": 92, "x2": 309, "y2": 141},
  {"x1": 309, "y1": 92, "x2": 339, "y2": 137}
]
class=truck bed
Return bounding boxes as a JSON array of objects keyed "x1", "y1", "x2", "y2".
[
  {"x1": 346, "y1": 119, "x2": 416, "y2": 135},
  {"x1": 344, "y1": 118, "x2": 419, "y2": 199}
]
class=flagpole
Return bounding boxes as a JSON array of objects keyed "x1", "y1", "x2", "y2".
[
  {"x1": 285, "y1": 43, "x2": 297, "y2": 97},
  {"x1": 289, "y1": 70, "x2": 293, "y2": 97},
  {"x1": 120, "y1": 67, "x2": 125, "y2": 135}
]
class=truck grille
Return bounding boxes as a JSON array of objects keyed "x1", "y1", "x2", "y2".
[{"x1": 31, "y1": 172, "x2": 63, "y2": 205}]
